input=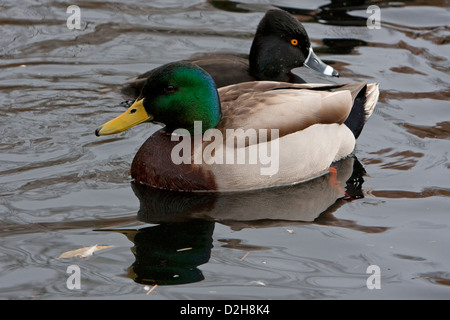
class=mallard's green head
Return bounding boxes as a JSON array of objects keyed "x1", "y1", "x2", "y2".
[{"x1": 95, "y1": 62, "x2": 221, "y2": 136}]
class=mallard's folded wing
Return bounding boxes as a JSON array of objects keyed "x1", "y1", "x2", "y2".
[{"x1": 217, "y1": 83, "x2": 354, "y2": 139}]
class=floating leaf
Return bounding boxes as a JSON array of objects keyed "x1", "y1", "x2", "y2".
[{"x1": 58, "y1": 245, "x2": 112, "y2": 259}]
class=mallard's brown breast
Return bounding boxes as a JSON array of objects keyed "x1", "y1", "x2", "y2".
[{"x1": 131, "y1": 130, "x2": 218, "y2": 191}]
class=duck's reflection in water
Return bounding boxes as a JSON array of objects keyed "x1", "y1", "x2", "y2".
[
  {"x1": 111, "y1": 157, "x2": 386, "y2": 285},
  {"x1": 119, "y1": 221, "x2": 214, "y2": 286}
]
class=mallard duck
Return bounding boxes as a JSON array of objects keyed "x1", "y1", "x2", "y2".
[
  {"x1": 121, "y1": 9, "x2": 339, "y2": 98},
  {"x1": 95, "y1": 62, "x2": 378, "y2": 192}
]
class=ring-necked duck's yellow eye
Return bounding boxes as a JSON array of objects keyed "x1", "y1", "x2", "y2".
[{"x1": 291, "y1": 39, "x2": 298, "y2": 46}]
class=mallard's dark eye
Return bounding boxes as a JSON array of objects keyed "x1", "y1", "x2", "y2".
[
  {"x1": 290, "y1": 39, "x2": 298, "y2": 46},
  {"x1": 164, "y1": 85, "x2": 175, "y2": 94}
]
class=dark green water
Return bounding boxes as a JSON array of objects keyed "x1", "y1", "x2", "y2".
[{"x1": 0, "y1": 0, "x2": 449, "y2": 299}]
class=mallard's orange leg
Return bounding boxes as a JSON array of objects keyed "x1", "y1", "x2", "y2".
[{"x1": 328, "y1": 167, "x2": 353, "y2": 200}]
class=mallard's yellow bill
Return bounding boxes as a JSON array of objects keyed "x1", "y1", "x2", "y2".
[{"x1": 95, "y1": 99, "x2": 153, "y2": 136}]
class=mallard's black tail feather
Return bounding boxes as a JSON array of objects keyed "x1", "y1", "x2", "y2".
[
  {"x1": 300, "y1": 82, "x2": 379, "y2": 138},
  {"x1": 344, "y1": 83, "x2": 379, "y2": 139}
]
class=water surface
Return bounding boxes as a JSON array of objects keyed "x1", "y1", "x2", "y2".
[{"x1": 0, "y1": 0, "x2": 449, "y2": 299}]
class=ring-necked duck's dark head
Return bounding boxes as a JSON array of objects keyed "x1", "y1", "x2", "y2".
[{"x1": 249, "y1": 9, "x2": 339, "y2": 81}]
